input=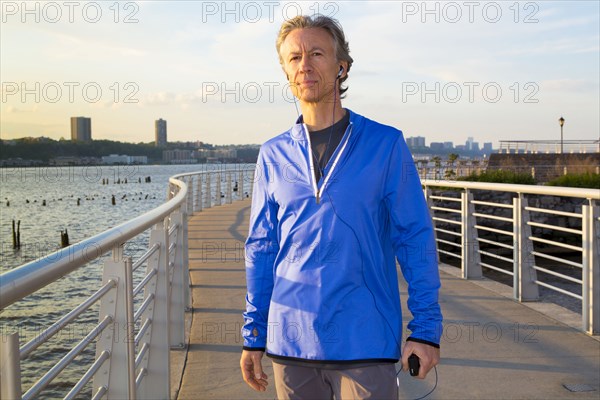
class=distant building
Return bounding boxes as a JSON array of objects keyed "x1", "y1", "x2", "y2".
[
  {"x1": 155, "y1": 118, "x2": 167, "y2": 147},
  {"x1": 129, "y1": 156, "x2": 148, "y2": 164},
  {"x1": 102, "y1": 154, "x2": 148, "y2": 165},
  {"x1": 163, "y1": 149, "x2": 196, "y2": 164},
  {"x1": 430, "y1": 142, "x2": 444, "y2": 151},
  {"x1": 71, "y1": 117, "x2": 92, "y2": 142},
  {"x1": 483, "y1": 142, "x2": 493, "y2": 153},
  {"x1": 406, "y1": 136, "x2": 426, "y2": 148},
  {"x1": 196, "y1": 149, "x2": 237, "y2": 159},
  {"x1": 443, "y1": 142, "x2": 454, "y2": 149},
  {"x1": 465, "y1": 137, "x2": 480, "y2": 152}
]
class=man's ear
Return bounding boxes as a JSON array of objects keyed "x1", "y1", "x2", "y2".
[{"x1": 339, "y1": 61, "x2": 349, "y2": 77}]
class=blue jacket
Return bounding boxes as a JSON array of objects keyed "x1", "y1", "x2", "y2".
[{"x1": 243, "y1": 109, "x2": 442, "y2": 362}]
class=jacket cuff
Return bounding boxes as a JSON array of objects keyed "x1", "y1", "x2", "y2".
[
  {"x1": 243, "y1": 346, "x2": 266, "y2": 351},
  {"x1": 407, "y1": 337, "x2": 440, "y2": 349}
]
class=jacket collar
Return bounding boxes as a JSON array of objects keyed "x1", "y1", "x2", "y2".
[{"x1": 290, "y1": 109, "x2": 360, "y2": 141}]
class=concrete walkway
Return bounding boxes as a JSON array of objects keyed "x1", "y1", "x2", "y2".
[{"x1": 175, "y1": 200, "x2": 599, "y2": 400}]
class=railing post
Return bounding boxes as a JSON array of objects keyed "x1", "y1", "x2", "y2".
[
  {"x1": 196, "y1": 174, "x2": 203, "y2": 212},
  {"x1": 582, "y1": 201, "x2": 599, "y2": 334},
  {"x1": 186, "y1": 176, "x2": 194, "y2": 213},
  {"x1": 226, "y1": 171, "x2": 233, "y2": 204},
  {"x1": 183, "y1": 208, "x2": 191, "y2": 311},
  {"x1": 512, "y1": 197, "x2": 519, "y2": 299},
  {"x1": 93, "y1": 245, "x2": 132, "y2": 399},
  {"x1": 216, "y1": 171, "x2": 222, "y2": 206},
  {"x1": 461, "y1": 190, "x2": 482, "y2": 279},
  {"x1": 205, "y1": 172, "x2": 212, "y2": 209},
  {"x1": 136, "y1": 221, "x2": 171, "y2": 399},
  {"x1": 1, "y1": 332, "x2": 22, "y2": 400},
  {"x1": 169, "y1": 210, "x2": 187, "y2": 348},
  {"x1": 516, "y1": 194, "x2": 539, "y2": 301},
  {"x1": 242, "y1": 164, "x2": 255, "y2": 199},
  {"x1": 238, "y1": 167, "x2": 244, "y2": 200},
  {"x1": 124, "y1": 257, "x2": 137, "y2": 400},
  {"x1": 178, "y1": 192, "x2": 191, "y2": 305},
  {"x1": 249, "y1": 166, "x2": 255, "y2": 198}
]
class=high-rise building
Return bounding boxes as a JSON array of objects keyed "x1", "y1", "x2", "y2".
[
  {"x1": 466, "y1": 137, "x2": 474, "y2": 150},
  {"x1": 155, "y1": 118, "x2": 167, "y2": 147},
  {"x1": 70, "y1": 117, "x2": 92, "y2": 142},
  {"x1": 406, "y1": 136, "x2": 426, "y2": 148}
]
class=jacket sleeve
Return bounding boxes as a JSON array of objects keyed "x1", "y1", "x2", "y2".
[
  {"x1": 383, "y1": 133, "x2": 443, "y2": 345},
  {"x1": 242, "y1": 148, "x2": 279, "y2": 350}
]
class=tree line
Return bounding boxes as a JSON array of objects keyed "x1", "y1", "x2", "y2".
[{"x1": 1, "y1": 139, "x2": 167, "y2": 162}]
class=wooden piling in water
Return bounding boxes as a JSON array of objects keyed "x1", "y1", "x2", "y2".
[
  {"x1": 60, "y1": 229, "x2": 69, "y2": 248},
  {"x1": 12, "y1": 220, "x2": 21, "y2": 249},
  {"x1": 12, "y1": 220, "x2": 16, "y2": 249}
]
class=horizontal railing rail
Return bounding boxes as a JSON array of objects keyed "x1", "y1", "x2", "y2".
[
  {"x1": 0, "y1": 167, "x2": 253, "y2": 399},
  {"x1": 422, "y1": 179, "x2": 599, "y2": 335},
  {"x1": 498, "y1": 139, "x2": 600, "y2": 154}
]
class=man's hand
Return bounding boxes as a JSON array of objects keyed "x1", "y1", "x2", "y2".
[
  {"x1": 401, "y1": 341, "x2": 440, "y2": 379},
  {"x1": 240, "y1": 350, "x2": 269, "y2": 391}
]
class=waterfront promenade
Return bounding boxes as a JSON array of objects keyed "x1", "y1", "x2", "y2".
[{"x1": 174, "y1": 199, "x2": 599, "y2": 400}]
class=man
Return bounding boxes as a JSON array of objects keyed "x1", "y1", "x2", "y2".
[{"x1": 240, "y1": 15, "x2": 442, "y2": 399}]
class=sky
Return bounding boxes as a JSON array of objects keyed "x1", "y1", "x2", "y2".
[{"x1": 1, "y1": 0, "x2": 599, "y2": 147}]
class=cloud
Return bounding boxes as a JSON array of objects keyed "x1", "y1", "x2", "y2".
[
  {"x1": 141, "y1": 91, "x2": 177, "y2": 106},
  {"x1": 5, "y1": 106, "x2": 39, "y2": 113}
]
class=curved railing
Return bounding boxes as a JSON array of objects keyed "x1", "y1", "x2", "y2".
[
  {"x1": 421, "y1": 179, "x2": 599, "y2": 335},
  {"x1": 0, "y1": 168, "x2": 252, "y2": 399}
]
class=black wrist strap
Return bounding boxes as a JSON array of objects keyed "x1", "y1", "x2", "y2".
[
  {"x1": 407, "y1": 337, "x2": 440, "y2": 349},
  {"x1": 243, "y1": 346, "x2": 266, "y2": 352}
]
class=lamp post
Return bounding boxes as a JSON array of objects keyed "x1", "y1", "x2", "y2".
[{"x1": 559, "y1": 116, "x2": 565, "y2": 154}]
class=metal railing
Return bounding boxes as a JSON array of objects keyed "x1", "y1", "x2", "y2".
[
  {"x1": 1, "y1": 166, "x2": 597, "y2": 399},
  {"x1": 0, "y1": 168, "x2": 253, "y2": 399},
  {"x1": 422, "y1": 179, "x2": 600, "y2": 335},
  {"x1": 498, "y1": 140, "x2": 600, "y2": 154}
]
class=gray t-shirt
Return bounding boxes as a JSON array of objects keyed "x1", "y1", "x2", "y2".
[{"x1": 309, "y1": 110, "x2": 350, "y2": 183}]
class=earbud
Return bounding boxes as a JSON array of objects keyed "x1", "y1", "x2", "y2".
[{"x1": 337, "y1": 66, "x2": 344, "y2": 78}]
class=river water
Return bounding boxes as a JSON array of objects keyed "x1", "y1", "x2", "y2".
[{"x1": 0, "y1": 164, "x2": 251, "y2": 399}]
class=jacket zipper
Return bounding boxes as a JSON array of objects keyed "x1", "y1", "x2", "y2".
[{"x1": 304, "y1": 123, "x2": 353, "y2": 204}]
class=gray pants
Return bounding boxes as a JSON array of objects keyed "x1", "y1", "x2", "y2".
[{"x1": 273, "y1": 362, "x2": 398, "y2": 400}]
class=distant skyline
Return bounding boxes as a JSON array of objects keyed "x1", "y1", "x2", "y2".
[{"x1": 1, "y1": 1, "x2": 598, "y2": 146}]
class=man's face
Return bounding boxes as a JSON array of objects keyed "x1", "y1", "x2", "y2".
[{"x1": 279, "y1": 27, "x2": 343, "y2": 104}]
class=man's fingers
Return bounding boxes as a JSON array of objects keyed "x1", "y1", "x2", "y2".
[
  {"x1": 252, "y1": 353, "x2": 265, "y2": 380},
  {"x1": 242, "y1": 365, "x2": 265, "y2": 391},
  {"x1": 240, "y1": 350, "x2": 268, "y2": 392}
]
